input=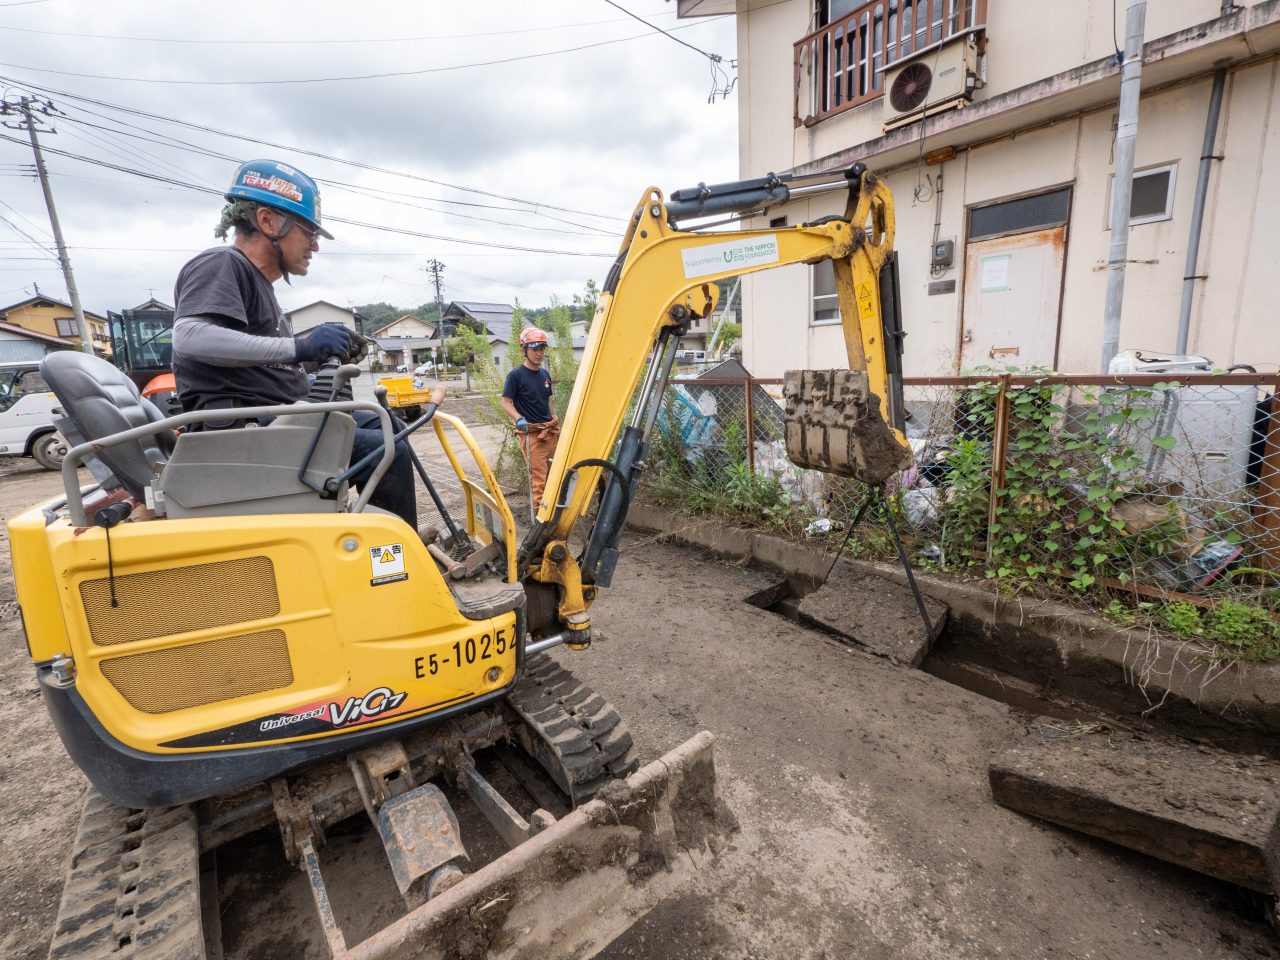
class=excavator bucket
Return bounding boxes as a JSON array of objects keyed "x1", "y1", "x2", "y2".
[
  {"x1": 339, "y1": 731, "x2": 733, "y2": 960},
  {"x1": 783, "y1": 369, "x2": 913, "y2": 486}
]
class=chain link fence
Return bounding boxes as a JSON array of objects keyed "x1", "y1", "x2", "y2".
[{"x1": 644, "y1": 373, "x2": 1280, "y2": 605}]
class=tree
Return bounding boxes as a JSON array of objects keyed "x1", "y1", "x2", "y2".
[
  {"x1": 571, "y1": 278, "x2": 600, "y2": 327},
  {"x1": 711, "y1": 321, "x2": 742, "y2": 356},
  {"x1": 353, "y1": 302, "x2": 400, "y2": 330}
]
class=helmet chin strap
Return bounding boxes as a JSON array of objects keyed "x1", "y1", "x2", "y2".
[{"x1": 265, "y1": 216, "x2": 296, "y2": 285}]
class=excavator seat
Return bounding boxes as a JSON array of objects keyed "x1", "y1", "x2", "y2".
[{"x1": 41, "y1": 351, "x2": 356, "y2": 518}]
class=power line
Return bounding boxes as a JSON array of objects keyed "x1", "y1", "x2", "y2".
[
  {"x1": 0, "y1": 20, "x2": 726, "y2": 87},
  {"x1": 48, "y1": 101, "x2": 618, "y2": 232},
  {"x1": 599, "y1": 0, "x2": 722, "y2": 60},
  {"x1": 0, "y1": 74, "x2": 627, "y2": 222},
  {"x1": 599, "y1": 0, "x2": 736, "y2": 100},
  {"x1": 0, "y1": 131, "x2": 615, "y2": 258},
  {"x1": 0, "y1": 12, "x2": 679, "y2": 45}
]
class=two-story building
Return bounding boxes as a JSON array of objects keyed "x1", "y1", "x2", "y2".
[
  {"x1": 0, "y1": 292, "x2": 111, "y2": 357},
  {"x1": 678, "y1": 0, "x2": 1280, "y2": 375},
  {"x1": 429, "y1": 302, "x2": 513, "y2": 368}
]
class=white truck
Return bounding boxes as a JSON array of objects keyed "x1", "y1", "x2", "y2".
[{"x1": 0, "y1": 360, "x2": 67, "y2": 470}]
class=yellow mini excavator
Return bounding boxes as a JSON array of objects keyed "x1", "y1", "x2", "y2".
[{"x1": 9, "y1": 164, "x2": 911, "y2": 960}]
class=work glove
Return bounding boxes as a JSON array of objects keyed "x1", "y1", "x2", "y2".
[
  {"x1": 515, "y1": 417, "x2": 529, "y2": 432},
  {"x1": 294, "y1": 323, "x2": 354, "y2": 363}
]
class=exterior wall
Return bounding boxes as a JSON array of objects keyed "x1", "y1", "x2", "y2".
[
  {"x1": 0, "y1": 331, "x2": 55, "y2": 363},
  {"x1": 375, "y1": 315, "x2": 434, "y2": 338},
  {"x1": 2, "y1": 303, "x2": 109, "y2": 355},
  {"x1": 287, "y1": 302, "x2": 358, "y2": 334},
  {"x1": 727, "y1": 0, "x2": 1280, "y2": 377},
  {"x1": 742, "y1": 68, "x2": 1280, "y2": 376}
]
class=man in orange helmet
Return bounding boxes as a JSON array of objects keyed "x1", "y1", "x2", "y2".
[{"x1": 501, "y1": 326, "x2": 560, "y2": 505}]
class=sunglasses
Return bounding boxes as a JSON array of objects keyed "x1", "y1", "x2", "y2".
[{"x1": 289, "y1": 217, "x2": 321, "y2": 242}]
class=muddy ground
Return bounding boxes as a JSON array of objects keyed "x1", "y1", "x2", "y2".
[{"x1": 0, "y1": 438, "x2": 1278, "y2": 959}]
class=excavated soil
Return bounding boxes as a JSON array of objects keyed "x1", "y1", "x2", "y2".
[{"x1": 1, "y1": 449, "x2": 1279, "y2": 958}]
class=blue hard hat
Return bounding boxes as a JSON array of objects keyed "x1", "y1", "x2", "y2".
[{"x1": 225, "y1": 159, "x2": 333, "y2": 239}]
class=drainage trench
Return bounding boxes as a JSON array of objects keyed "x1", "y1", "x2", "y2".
[
  {"x1": 745, "y1": 576, "x2": 1279, "y2": 757},
  {"x1": 745, "y1": 578, "x2": 1103, "y2": 725}
]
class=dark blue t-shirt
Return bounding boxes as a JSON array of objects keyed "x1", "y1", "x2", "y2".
[
  {"x1": 173, "y1": 245, "x2": 307, "y2": 412},
  {"x1": 502, "y1": 364, "x2": 554, "y2": 423}
]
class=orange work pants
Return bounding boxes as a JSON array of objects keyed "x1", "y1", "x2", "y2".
[{"x1": 520, "y1": 419, "x2": 560, "y2": 504}]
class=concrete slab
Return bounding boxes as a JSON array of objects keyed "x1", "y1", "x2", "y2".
[
  {"x1": 796, "y1": 561, "x2": 949, "y2": 666},
  {"x1": 990, "y1": 726, "x2": 1280, "y2": 893}
]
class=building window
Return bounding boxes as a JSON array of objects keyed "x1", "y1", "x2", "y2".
[
  {"x1": 815, "y1": 0, "x2": 860, "y2": 28},
  {"x1": 55, "y1": 317, "x2": 78, "y2": 337},
  {"x1": 1107, "y1": 163, "x2": 1176, "y2": 227},
  {"x1": 812, "y1": 260, "x2": 839, "y2": 325},
  {"x1": 969, "y1": 187, "x2": 1072, "y2": 241}
]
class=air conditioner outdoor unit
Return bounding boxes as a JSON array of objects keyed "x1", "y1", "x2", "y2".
[{"x1": 882, "y1": 34, "x2": 980, "y2": 131}]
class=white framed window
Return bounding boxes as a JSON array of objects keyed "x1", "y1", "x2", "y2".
[
  {"x1": 1107, "y1": 163, "x2": 1177, "y2": 228},
  {"x1": 812, "y1": 260, "x2": 839, "y2": 325}
]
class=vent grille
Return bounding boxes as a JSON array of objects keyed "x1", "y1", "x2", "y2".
[
  {"x1": 81, "y1": 556, "x2": 279, "y2": 646},
  {"x1": 889, "y1": 62, "x2": 933, "y2": 112},
  {"x1": 100, "y1": 629, "x2": 293, "y2": 714}
]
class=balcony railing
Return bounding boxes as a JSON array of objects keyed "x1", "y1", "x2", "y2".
[{"x1": 794, "y1": 0, "x2": 986, "y2": 127}]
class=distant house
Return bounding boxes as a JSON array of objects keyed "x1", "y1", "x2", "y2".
[
  {"x1": 370, "y1": 314, "x2": 438, "y2": 370},
  {"x1": 129, "y1": 297, "x2": 173, "y2": 313},
  {"x1": 285, "y1": 301, "x2": 369, "y2": 336},
  {"x1": 0, "y1": 320, "x2": 77, "y2": 362},
  {"x1": 371, "y1": 314, "x2": 435, "y2": 339},
  {"x1": 0, "y1": 292, "x2": 111, "y2": 357},
  {"x1": 284, "y1": 301, "x2": 375, "y2": 370},
  {"x1": 431, "y1": 301, "x2": 514, "y2": 367}
]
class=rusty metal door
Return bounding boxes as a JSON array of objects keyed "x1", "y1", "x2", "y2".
[{"x1": 960, "y1": 226, "x2": 1066, "y2": 370}]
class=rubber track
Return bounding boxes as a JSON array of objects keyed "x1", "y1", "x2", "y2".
[
  {"x1": 47, "y1": 788, "x2": 204, "y2": 960},
  {"x1": 505, "y1": 650, "x2": 638, "y2": 806}
]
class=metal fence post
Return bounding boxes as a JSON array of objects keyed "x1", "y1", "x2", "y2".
[
  {"x1": 744, "y1": 377, "x2": 756, "y2": 474},
  {"x1": 1255, "y1": 376, "x2": 1280, "y2": 571},
  {"x1": 985, "y1": 374, "x2": 1012, "y2": 564}
]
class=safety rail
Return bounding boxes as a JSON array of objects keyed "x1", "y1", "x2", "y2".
[
  {"x1": 59, "y1": 400, "x2": 395, "y2": 527},
  {"x1": 430, "y1": 412, "x2": 519, "y2": 582},
  {"x1": 794, "y1": 0, "x2": 986, "y2": 126}
]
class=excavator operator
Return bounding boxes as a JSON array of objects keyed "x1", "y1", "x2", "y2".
[{"x1": 171, "y1": 158, "x2": 418, "y2": 526}]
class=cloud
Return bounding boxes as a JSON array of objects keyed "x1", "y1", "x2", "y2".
[{"x1": 0, "y1": 0, "x2": 739, "y2": 314}]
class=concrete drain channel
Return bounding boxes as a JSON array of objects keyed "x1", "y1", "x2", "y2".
[{"x1": 745, "y1": 573, "x2": 1280, "y2": 919}]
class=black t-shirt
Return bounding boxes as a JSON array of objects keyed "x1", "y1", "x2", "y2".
[
  {"x1": 173, "y1": 246, "x2": 308, "y2": 412},
  {"x1": 502, "y1": 364, "x2": 554, "y2": 423}
]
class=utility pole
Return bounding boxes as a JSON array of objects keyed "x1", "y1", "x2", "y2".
[
  {"x1": 0, "y1": 96, "x2": 94, "y2": 354},
  {"x1": 425, "y1": 258, "x2": 446, "y2": 321},
  {"x1": 425, "y1": 258, "x2": 447, "y2": 376},
  {"x1": 1099, "y1": 0, "x2": 1148, "y2": 373}
]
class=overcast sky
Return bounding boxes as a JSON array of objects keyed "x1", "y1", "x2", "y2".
[{"x1": 0, "y1": 0, "x2": 738, "y2": 319}]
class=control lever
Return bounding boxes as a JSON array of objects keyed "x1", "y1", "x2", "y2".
[
  {"x1": 327, "y1": 363, "x2": 362, "y2": 402},
  {"x1": 372, "y1": 385, "x2": 475, "y2": 557}
]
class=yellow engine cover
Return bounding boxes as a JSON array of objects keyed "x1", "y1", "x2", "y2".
[{"x1": 11, "y1": 503, "x2": 518, "y2": 754}]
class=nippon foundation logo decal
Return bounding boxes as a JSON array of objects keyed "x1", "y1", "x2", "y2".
[{"x1": 681, "y1": 235, "x2": 780, "y2": 279}]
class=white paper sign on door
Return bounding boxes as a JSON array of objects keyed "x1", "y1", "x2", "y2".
[{"x1": 980, "y1": 254, "x2": 1011, "y2": 292}]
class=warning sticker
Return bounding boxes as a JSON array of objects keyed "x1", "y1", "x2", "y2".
[{"x1": 369, "y1": 543, "x2": 408, "y2": 586}]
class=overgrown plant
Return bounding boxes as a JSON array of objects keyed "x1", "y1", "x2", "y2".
[{"x1": 937, "y1": 378, "x2": 1176, "y2": 592}]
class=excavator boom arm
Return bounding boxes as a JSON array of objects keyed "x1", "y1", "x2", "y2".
[{"x1": 519, "y1": 168, "x2": 910, "y2": 639}]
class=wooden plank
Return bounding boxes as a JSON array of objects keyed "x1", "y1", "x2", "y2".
[{"x1": 989, "y1": 726, "x2": 1280, "y2": 894}]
